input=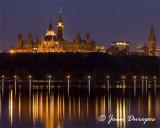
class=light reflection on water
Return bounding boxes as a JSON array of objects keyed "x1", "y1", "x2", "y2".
[{"x1": 0, "y1": 80, "x2": 160, "y2": 128}]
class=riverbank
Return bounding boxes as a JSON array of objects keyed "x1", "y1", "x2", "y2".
[{"x1": 0, "y1": 53, "x2": 160, "y2": 79}]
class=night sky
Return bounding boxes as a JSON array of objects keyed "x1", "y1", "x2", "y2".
[{"x1": 0, "y1": 0, "x2": 160, "y2": 51}]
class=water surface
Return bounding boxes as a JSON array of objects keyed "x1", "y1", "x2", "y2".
[{"x1": 0, "y1": 80, "x2": 160, "y2": 128}]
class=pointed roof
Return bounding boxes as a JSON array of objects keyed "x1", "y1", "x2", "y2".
[
  {"x1": 58, "y1": 8, "x2": 63, "y2": 22},
  {"x1": 46, "y1": 21, "x2": 56, "y2": 37},
  {"x1": 149, "y1": 25, "x2": 156, "y2": 41},
  {"x1": 48, "y1": 21, "x2": 54, "y2": 31}
]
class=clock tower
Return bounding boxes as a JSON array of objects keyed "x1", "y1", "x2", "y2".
[{"x1": 57, "y1": 8, "x2": 64, "y2": 41}]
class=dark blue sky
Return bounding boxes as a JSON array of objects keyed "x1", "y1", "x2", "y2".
[{"x1": 0, "y1": 0, "x2": 160, "y2": 51}]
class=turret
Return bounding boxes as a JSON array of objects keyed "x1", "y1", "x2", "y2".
[
  {"x1": 28, "y1": 32, "x2": 32, "y2": 43},
  {"x1": 18, "y1": 33, "x2": 22, "y2": 49},
  {"x1": 148, "y1": 25, "x2": 156, "y2": 56},
  {"x1": 36, "y1": 37, "x2": 38, "y2": 41},
  {"x1": 86, "y1": 32, "x2": 90, "y2": 44},
  {"x1": 76, "y1": 32, "x2": 80, "y2": 43},
  {"x1": 57, "y1": 8, "x2": 64, "y2": 41},
  {"x1": 149, "y1": 25, "x2": 156, "y2": 41}
]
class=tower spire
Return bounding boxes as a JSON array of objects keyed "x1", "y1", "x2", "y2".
[
  {"x1": 57, "y1": 8, "x2": 64, "y2": 41},
  {"x1": 58, "y1": 7, "x2": 63, "y2": 23},
  {"x1": 149, "y1": 25, "x2": 156, "y2": 41},
  {"x1": 151, "y1": 25, "x2": 153, "y2": 33},
  {"x1": 60, "y1": 7, "x2": 62, "y2": 13},
  {"x1": 148, "y1": 25, "x2": 156, "y2": 56}
]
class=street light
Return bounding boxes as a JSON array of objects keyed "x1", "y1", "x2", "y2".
[
  {"x1": 67, "y1": 75, "x2": 70, "y2": 79},
  {"x1": 14, "y1": 75, "x2": 17, "y2": 79},
  {"x1": 121, "y1": 75, "x2": 126, "y2": 80},
  {"x1": 142, "y1": 76, "x2": 144, "y2": 79},
  {"x1": 29, "y1": 75, "x2": 32, "y2": 79},
  {"x1": 133, "y1": 76, "x2": 137, "y2": 79},
  {"x1": 106, "y1": 75, "x2": 110, "y2": 80}
]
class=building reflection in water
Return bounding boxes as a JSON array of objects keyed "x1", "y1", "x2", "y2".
[
  {"x1": 29, "y1": 79, "x2": 32, "y2": 121},
  {"x1": 0, "y1": 91, "x2": 1, "y2": 121},
  {"x1": 9, "y1": 89, "x2": 13, "y2": 127},
  {"x1": 108, "y1": 93, "x2": 112, "y2": 116},
  {"x1": 101, "y1": 95, "x2": 105, "y2": 115},
  {"x1": 146, "y1": 79, "x2": 148, "y2": 95},
  {"x1": 116, "y1": 97, "x2": 130, "y2": 128},
  {"x1": 107, "y1": 80, "x2": 111, "y2": 117},
  {"x1": 95, "y1": 96, "x2": 98, "y2": 123},
  {"x1": 2, "y1": 79, "x2": 4, "y2": 96},
  {"x1": 15, "y1": 79, "x2": 17, "y2": 97},
  {"x1": 88, "y1": 79, "x2": 90, "y2": 96},
  {"x1": 122, "y1": 80, "x2": 125, "y2": 95},
  {"x1": 142, "y1": 79, "x2": 144, "y2": 96},
  {"x1": 1, "y1": 81, "x2": 159, "y2": 128},
  {"x1": 154, "y1": 80, "x2": 156, "y2": 95},
  {"x1": 67, "y1": 80, "x2": 70, "y2": 97},
  {"x1": 134, "y1": 80, "x2": 136, "y2": 96},
  {"x1": 48, "y1": 79, "x2": 51, "y2": 95},
  {"x1": 107, "y1": 80, "x2": 110, "y2": 91},
  {"x1": 18, "y1": 92, "x2": 21, "y2": 124},
  {"x1": 148, "y1": 91, "x2": 155, "y2": 127}
]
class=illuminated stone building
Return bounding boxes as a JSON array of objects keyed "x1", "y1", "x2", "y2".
[
  {"x1": 108, "y1": 41, "x2": 130, "y2": 55},
  {"x1": 39, "y1": 22, "x2": 61, "y2": 52},
  {"x1": 136, "y1": 25, "x2": 159, "y2": 56},
  {"x1": 60, "y1": 32, "x2": 96, "y2": 52},
  {"x1": 148, "y1": 25, "x2": 156, "y2": 56},
  {"x1": 155, "y1": 46, "x2": 160, "y2": 57},
  {"x1": 12, "y1": 9, "x2": 96, "y2": 53},
  {"x1": 15, "y1": 32, "x2": 41, "y2": 53},
  {"x1": 96, "y1": 45, "x2": 106, "y2": 53},
  {"x1": 136, "y1": 44, "x2": 148, "y2": 55}
]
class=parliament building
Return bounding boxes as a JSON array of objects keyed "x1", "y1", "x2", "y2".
[{"x1": 12, "y1": 9, "x2": 96, "y2": 53}]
